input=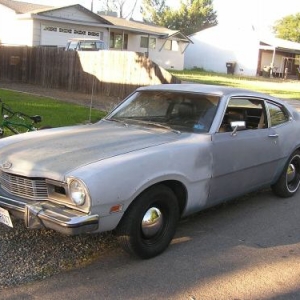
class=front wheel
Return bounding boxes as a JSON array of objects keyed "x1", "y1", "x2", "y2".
[
  {"x1": 272, "y1": 150, "x2": 300, "y2": 197},
  {"x1": 115, "y1": 185, "x2": 180, "y2": 259}
]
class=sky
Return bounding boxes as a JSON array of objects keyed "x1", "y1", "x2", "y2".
[{"x1": 17, "y1": 0, "x2": 300, "y2": 34}]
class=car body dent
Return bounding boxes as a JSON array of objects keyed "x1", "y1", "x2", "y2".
[{"x1": 69, "y1": 133, "x2": 213, "y2": 225}]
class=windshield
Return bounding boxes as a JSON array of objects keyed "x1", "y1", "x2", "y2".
[
  {"x1": 107, "y1": 90, "x2": 220, "y2": 133},
  {"x1": 80, "y1": 41, "x2": 106, "y2": 50},
  {"x1": 66, "y1": 40, "x2": 106, "y2": 51}
]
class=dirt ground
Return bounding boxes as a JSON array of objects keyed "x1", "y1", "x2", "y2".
[{"x1": 0, "y1": 82, "x2": 122, "y2": 112}]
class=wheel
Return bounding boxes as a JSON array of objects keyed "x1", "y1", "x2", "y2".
[
  {"x1": 6, "y1": 124, "x2": 25, "y2": 134},
  {"x1": 272, "y1": 150, "x2": 300, "y2": 197},
  {"x1": 115, "y1": 185, "x2": 180, "y2": 259}
]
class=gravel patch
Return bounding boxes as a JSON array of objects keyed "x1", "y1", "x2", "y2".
[
  {"x1": 0, "y1": 82, "x2": 122, "y2": 290},
  {"x1": 0, "y1": 218, "x2": 119, "y2": 290}
]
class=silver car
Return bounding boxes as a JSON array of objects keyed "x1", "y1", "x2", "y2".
[{"x1": 0, "y1": 84, "x2": 299, "y2": 259}]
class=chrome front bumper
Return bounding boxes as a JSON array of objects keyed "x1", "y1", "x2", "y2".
[{"x1": 0, "y1": 194, "x2": 99, "y2": 235}]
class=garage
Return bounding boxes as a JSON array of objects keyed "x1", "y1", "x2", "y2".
[{"x1": 40, "y1": 23, "x2": 105, "y2": 47}]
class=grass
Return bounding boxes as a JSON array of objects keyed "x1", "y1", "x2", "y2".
[
  {"x1": 0, "y1": 89, "x2": 106, "y2": 131},
  {"x1": 0, "y1": 71, "x2": 299, "y2": 136},
  {"x1": 170, "y1": 69, "x2": 300, "y2": 101}
]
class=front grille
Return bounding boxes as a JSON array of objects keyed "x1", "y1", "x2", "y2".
[{"x1": 0, "y1": 170, "x2": 48, "y2": 200}]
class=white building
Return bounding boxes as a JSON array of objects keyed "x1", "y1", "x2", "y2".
[
  {"x1": 184, "y1": 24, "x2": 300, "y2": 78},
  {"x1": 0, "y1": 0, "x2": 191, "y2": 70}
]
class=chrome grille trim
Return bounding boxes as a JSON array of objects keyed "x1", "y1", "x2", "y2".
[{"x1": 0, "y1": 170, "x2": 48, "y2": 200}]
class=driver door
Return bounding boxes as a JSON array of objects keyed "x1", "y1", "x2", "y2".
[{"x1": 209, "y1": 97, "x2": 282, "y2": 205}]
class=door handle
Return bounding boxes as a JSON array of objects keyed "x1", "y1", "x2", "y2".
[{"x1": 268, "y1": 133, "x2": 279, "y2": 137}]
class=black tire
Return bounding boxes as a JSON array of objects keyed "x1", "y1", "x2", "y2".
[
  {"x1": 116, "y1": 184, "x2": 180, "y2": 259},
  {"x1": 272, "y1": 150, "x2": 300, "y2": 197}
]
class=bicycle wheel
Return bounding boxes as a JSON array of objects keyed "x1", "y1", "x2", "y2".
[
  {"x1": 0, "y1": 127, "x2": 5, "y2": 138},
  {"x1": 6, "y1": 124, "x2": 32, "y2": 135}
]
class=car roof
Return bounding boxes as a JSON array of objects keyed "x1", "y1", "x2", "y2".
[{"x1": 137, "y1": 83, "x2": 277, "y2": 101}]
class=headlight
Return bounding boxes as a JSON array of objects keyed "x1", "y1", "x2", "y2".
[{"x1": 69, "y1": 179, "x2": 87, "y2": 206}]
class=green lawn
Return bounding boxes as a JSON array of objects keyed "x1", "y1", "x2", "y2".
[
  {"x1": 1, "y1": 71, "x2": 300, "y2": 136},
  {"x1": 170, "y1": 69, "x2": 300, "y2": 101},
  {"x1": 0, "y1": 89, "x2": 106, "y2": 132}
]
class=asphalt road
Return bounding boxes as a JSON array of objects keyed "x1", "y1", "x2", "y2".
[{"x1": 2, "y1": 188, "x2": 300, "y2": 300}]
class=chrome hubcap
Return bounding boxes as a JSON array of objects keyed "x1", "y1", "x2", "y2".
[
  {"x1": 287, "y1": 163, "x2": 296, "y2": 183},
  {"x1": 141, "y1": 207, "x2": 163, "y2": 238}
]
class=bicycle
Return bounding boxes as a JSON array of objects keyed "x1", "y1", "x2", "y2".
[{"x1": 0, "y1": 98, "x2": 44, "y2": 137}]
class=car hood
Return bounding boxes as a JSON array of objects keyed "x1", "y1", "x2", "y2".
[{"x1": 0, "y1": 122, "x2": 178, "y2": 181}]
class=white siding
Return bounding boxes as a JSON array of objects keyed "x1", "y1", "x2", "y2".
[
  {"x1": 17, "y1": 19, "x2": 34, "y2": 46},
  {"x1": 0, "y1": 4, "x2": 185, "y2": 69},
  {"x1": 127, "y1": 34, "x2": 184, "y2": 70},
  {"x1": 0, "y1": 5, "x2": 109, "y2": 47},
  {"x1": 42, "y1": 7, "x2": 98, "y2": 23},
  {"x1": 0, "y1": 5, "x2": 34, "y2": 46},
  {"x1": 184, "y1": 25, "x2": 260, "y2": 76}
]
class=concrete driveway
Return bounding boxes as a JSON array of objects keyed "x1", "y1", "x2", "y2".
[{"x1": 2, "y1": 189, "x2": 300, "y2": 300}]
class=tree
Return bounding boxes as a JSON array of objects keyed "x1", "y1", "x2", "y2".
[
  {"x1": 98, "y1": 0, "x2": 138, "y2": 19},
  {"x1": 142, "y1": 0, "x2": 217, "y2": 36},
  {"x1": 141, "y1": 0, "x2": 167, "y2": 23},
  {"x1": 273, "y1": 13, "x2": 300, "y2": 43}
]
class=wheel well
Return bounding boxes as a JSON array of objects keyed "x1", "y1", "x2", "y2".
[{"x1": 154, "y1": 180, "x2": 187, "y2": 215}]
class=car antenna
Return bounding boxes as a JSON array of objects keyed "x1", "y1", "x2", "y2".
[{"x1": 89, "y1": 76, "x2": 95, "y2": 123}]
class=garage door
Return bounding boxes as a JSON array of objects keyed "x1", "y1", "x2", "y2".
[{"x1": 41, "y1": 24, "x2": 104, "y2": 47}]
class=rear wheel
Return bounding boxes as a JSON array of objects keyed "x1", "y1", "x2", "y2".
[
  {"x1": 272, "y1": 150, "x2": 300, "y2": 197},
  {"x1": 116, "y1": 185, "x2": 180, "y2": 259}
]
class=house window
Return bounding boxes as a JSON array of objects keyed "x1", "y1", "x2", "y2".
[
  {"x1": 164, "y1": 40, "x2": 172, "y2": 50},
  {"x1": 74, "y1": 30, "x2": 86, "y2": 35},
  {"x1": 44, "y1": 26, "x2": 57, "y2": 32},
  {"x1": 140, "y1": 37, "x2": 156, "y2": 49},
  {"x1": 163, "y1": 40, "x2": 178, "y2": 51},
  {"x1": 59, "y1": 28, "x2": 72, "y2": 34},
  {"x1": 110, "y1": 33, "x2": 128, "y2": 49},
  {"x1": 88, "y1": 31, "x2": 100, "y2": 37}
]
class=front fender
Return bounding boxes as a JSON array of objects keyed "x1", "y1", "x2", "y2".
[{"x1": 67, "y1": 134, "x2": 212, "y2": 229}]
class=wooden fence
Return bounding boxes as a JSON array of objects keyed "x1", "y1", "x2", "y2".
[{"x1": 0, "y1": 46, "x2": 181, "y2": 98}]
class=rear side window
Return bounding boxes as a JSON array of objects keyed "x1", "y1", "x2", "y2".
[{"x1": 266, "y1": 102, "x2": 289, "y2": 127}]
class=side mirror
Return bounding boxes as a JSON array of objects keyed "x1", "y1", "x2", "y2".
[{"x1": 230, "y1": 121, "x2": 246, "y2": 135}]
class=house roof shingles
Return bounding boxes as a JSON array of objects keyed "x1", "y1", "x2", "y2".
[
  {"x1": 100, "y1": 15, "x2": 175, "y2": 36},
  {"x1": 0, "y1": 0, "x2": 190, "y2": 41},
  {"x1": 0, "y1": 0, "x2": 52, "y2": 13},
  {"x1": 260, "y1": 35, "x2": 300, "y2": 53},
  {"x1": 100, "y1": 15, "x2": 191, "y2": 42}
]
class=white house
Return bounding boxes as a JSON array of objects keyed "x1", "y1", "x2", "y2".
[
  {"x1": 0, "y1": 0, "x2": 191, "y2": 70},
  {"x1": 184, "y1": 24, "x2": 300, "y2": 78},
  {"x1": 100, "y1": 15, "x2": 192, "y2": 71}
]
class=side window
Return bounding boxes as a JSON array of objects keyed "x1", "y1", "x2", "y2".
[
  {"x1": 219, "y1": 98, "x2": 267, "y2": 132},
  {"x1": 266, "y1": 102, "x2": 289, "y2": 127}
]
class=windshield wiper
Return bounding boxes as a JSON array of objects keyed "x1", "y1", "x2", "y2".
[
  {"x1": 135, "y1": 120, "x2": 181, "y2": 134},
  {"x1": 105, "y1": 118, "x2": 128, "y2": 127}
]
